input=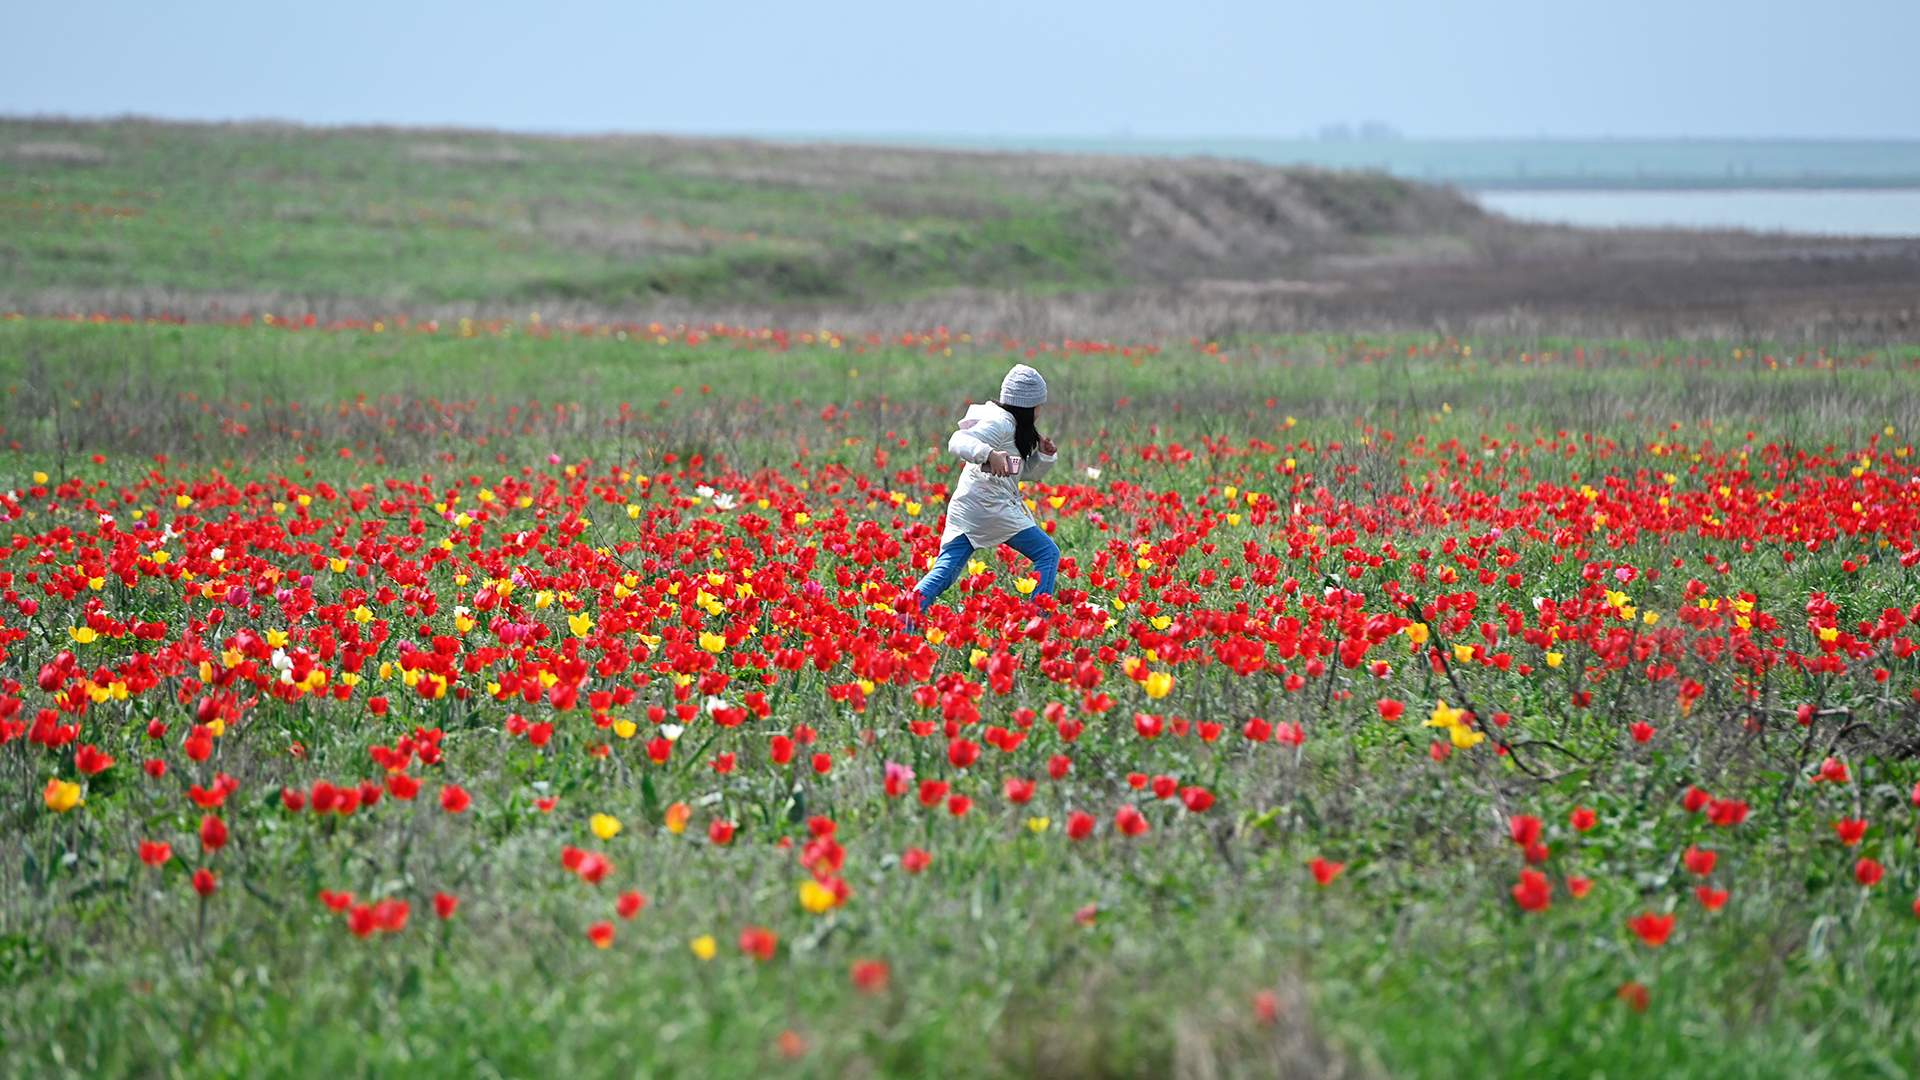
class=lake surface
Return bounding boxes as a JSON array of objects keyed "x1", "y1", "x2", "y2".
[
  {"x1": 1476, "y1": 189, "x2": 1920, "y2": 237},
  {"x1": 782, "y1": 133, "x2": 1920, "y2": 237},
  {"x1": 802, "y1": 134, "x2": 1920, "y2": 189}
]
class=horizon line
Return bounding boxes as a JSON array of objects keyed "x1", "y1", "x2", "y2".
[{"x1": 6, "y1": 111, "x2": 1920, "y2": 145}]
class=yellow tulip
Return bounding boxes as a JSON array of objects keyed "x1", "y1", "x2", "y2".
[
  {"x1": 798, "y1": 879, "x2": 840, "y2": 915},
  {"x1": 591, "y1": 813, "x2": 622, "y2": 840},
  {"x1": 43, "y1": 778, "x2": 82, "y2": 812},
  {"x1": 1426, "y1": 700, "x2": 1465, "y2": 730},
  {"x1": 690, "y1": 935, "x2": 717, "y2": 960},
  {"x1": 1449, "y1": 725, "x2": 1487, "y2": 749}
]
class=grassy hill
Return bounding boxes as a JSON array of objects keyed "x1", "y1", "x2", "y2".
[{"x1": 0, "y1": 117, "x2": 1488, "y2": 311}]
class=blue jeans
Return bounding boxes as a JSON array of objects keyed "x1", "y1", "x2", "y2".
[{"x1": 915, "y1": 526, "x2": 1058, "y2": 610}]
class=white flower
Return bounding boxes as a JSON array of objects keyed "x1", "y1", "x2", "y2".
[
  {"x1": 1084, "y1": 466, "x2": 1102, "y2": 480},
  {"x1": 711, "y1": 493, "x2": 737, "y2": 511},
  {"x1": 1532, "y1": 596, "x2": 1547, "y2": 612},
  {"x1": 703, "y1": 696, "x2": 731, "y2": 715},
  {"x1": 695, "y1": 485, "x2": 716, "y2": 499},
  {"x1": 661, "y1": 724, "x2": 685, "y2": 742},
  {"x1": 211, "y1": 547, "x2": 225, "y2": 561}
]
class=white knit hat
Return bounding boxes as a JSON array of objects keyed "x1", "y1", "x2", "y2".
[{"x1": 999, "y1": 364, "x2": 1048, "y2": 408}]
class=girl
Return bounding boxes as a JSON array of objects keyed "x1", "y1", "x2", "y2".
[{"x1": 915, "y1": 363, "x2": 1060, "y2": 613}]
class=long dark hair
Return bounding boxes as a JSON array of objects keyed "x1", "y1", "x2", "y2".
[{"x1": 997, "y1": 401, "x2": 1040, "y2": 460}]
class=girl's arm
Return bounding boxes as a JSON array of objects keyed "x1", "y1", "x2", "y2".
[
  {"x1": 948, "y1": 424, "x2": 995, "y2": 465},
  {"x1": 951, "y1": 415, "x2": 1016, "y2": 472},
  {"x1": 1022, "y1": 436, "x2": 1058, "y2": 480}
]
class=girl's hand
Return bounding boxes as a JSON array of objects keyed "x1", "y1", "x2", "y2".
[
  {"x1": 985, "y1": 450, "x2": 1015, "y2": 476},
  {"x1": 1037, "y1": 436, "x2": 1057, "y2": 456}
]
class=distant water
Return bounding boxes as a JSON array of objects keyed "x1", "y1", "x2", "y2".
[
  {"x1": 787, "y1": 133, "x2": 1920, "y2": 237},
  {"x1": 806, "y1": 134, "x2": 1920, "y2": 190},
  {"x1": 1477, "y1": 189, "x2": 1920, "y2": 237}
]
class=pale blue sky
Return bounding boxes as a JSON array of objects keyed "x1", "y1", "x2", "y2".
[{"x1": 4, "y1": 0, "x2": 1915, "y2": 138}]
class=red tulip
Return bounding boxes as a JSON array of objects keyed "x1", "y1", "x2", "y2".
[
  {"x1": 1065, "y1": 811, "x2": 1095, "y2": 840},
  {"x1": 1684, "y1": 845, "x2": 1717, "y2": 876},
  {"x1": 851, "y1": 959, "x2": 890, "y2": 993},
  {"x1": 1511, "y1": 869, "x2": 1551, "y2": 912},
  {"x1": 1627, "y1": 911, "x2": 1674, "y2": 947}
]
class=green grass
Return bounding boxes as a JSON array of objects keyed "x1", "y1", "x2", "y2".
[
  {"x1": 0, "y1": 121, "x2": 1124, "y2": 307},
  {"x1": 6, "y1": 319, "x2": 1920, "y2": 466}
]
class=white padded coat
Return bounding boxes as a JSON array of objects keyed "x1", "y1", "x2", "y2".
[{"x1": 941, "y1": 401, "x2": 1057, "y2": 549}]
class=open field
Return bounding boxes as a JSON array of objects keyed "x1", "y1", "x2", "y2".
[
  {"x1": 6, "y1": 116, "x2": 1920, "y2": 1078},
  {"x1": 6, "y1": 119, "x2": 1920, "y2": 343},
  {"x1": 5, "y1": 317, "x2": 1920, "y2": 1077}
]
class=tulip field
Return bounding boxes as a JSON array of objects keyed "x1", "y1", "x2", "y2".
[{"x1": 6, "y1": 315, "x2": 1920, "y2": 1077}]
